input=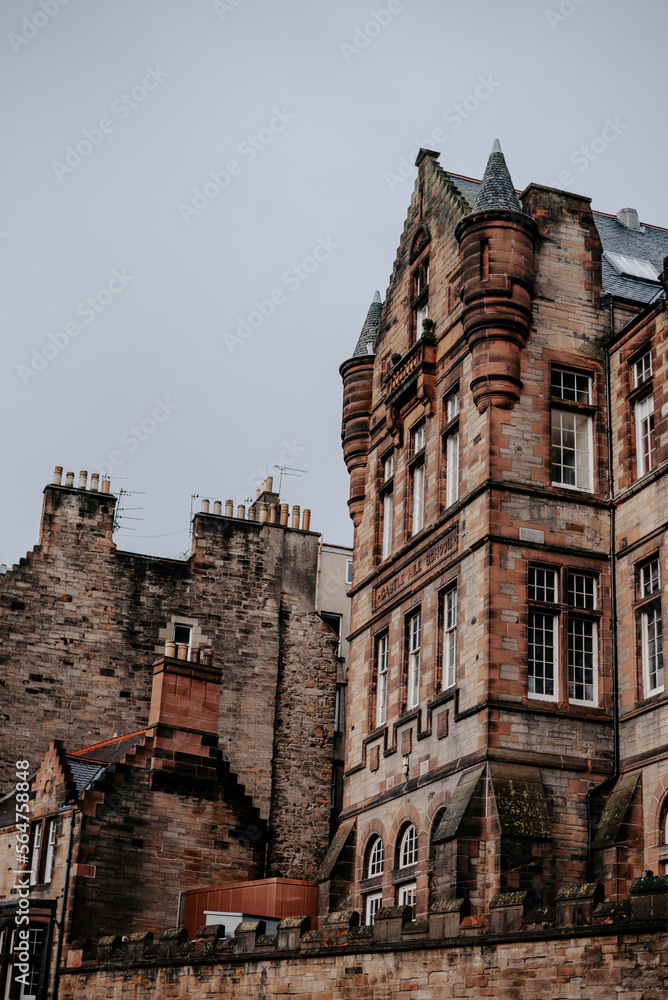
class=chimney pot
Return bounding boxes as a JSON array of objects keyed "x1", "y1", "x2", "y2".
[
  {"x1": 176, "y1": 643, "x2": 188, "y2": 660},
  {"x1": 101, "y1": 479, "x2": 111, "y2": 494},
  {"x1": 203, "y1": 648, "x2": 214, "y2": 666},
  {"x1": 65, "y1": 471, "x2": 75, "y2": 488},
  {"x1": 90, "y1": 473, "x2": 100, "y2": 492},
  {"x1": 78, "y1": 471, "x2": 87, "y2": 490},
  {"x1": 256, "y1": 488, "x2": 261, "y2": 500},
  {"x1": 53, "y1": 466, "x2": 63, "y2": 486},
  {"x1": 236, "y1": 504, "x2": 245, "y2": 519},
  {"x1": 213, "y1": 501, "x2": 222, "y2": 516},
  {"x1": 279, "y1": 503, "x2": 289, "y2": 527},
  {"x1": 302, "y1": 508, "x2": 311, "y2": 531},
  {"x1": 266, "y1": 476, "x2": 273, "y2": 492},
  {"x1": 259, "y1": 504, "x2": 268, "y2": 523},
  {"x1": 291, "y1": 505, "x2": 300, "y2": 529},
  {"x1": 269, "y1": 503, "x2": 277, "y2": 524},
  {"x1": 201, "y1": 499, "x2": 210, "y2": 514},
  {"x1": 164, "y1": 640, "x2": 176, "y2": 658},
  {"x1": 191, "y1": 646, "x2": 200, "y2": 663},
  {"x1": 224, "y1": 499, "x2": 234, "y2": 517}
]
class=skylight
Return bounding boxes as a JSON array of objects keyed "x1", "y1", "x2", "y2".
[{"x1": 603, "y1": 251, "x2": 661, "y2": 282}]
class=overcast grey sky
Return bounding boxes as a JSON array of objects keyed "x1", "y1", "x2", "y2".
[{"x1": 1, "y1": 0, "x2": 667, "y2": 566}]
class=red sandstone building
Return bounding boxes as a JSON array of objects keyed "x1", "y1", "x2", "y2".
[
  {"x1": 333, "y1": 141, "x2": 668, "y2": 927},
  {"x1": 0, "y1": 142, "x2": 667, "y2": 998}
]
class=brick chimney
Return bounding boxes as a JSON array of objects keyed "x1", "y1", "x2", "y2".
[{"x1": 145, "y1": 652, "x2": 222, "y2": 784}]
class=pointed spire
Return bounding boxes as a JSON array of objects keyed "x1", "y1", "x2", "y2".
[
  {"x1": 472, "y1": 139, "x2": 522, "y2": 214},
  {"x1": 352, "y1": 292, "x2": 382, "y2": 357}
]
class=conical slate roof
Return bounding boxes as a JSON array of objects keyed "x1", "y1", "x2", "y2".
[
  {"x1": 352, "y1": 291, "x2": 382, "y2": 357},
  {"x1": 472, "y1": 139, "x2": 522, "y2": 213}
]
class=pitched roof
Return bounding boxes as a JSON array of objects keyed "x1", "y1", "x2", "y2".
[
  {"x1": 446, "y1": 171, "x2": 667, "y2": 306},
  {"x1": 472, "y1": 139, "x2": 522, "y2": 214},
  {"x1": 69, "y1": 729, "x2": 146, "y2": 764},
  {"x1": 352, "y1": 292, "x2": 382, "y2": 357}
]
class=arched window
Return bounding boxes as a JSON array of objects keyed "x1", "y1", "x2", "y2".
[
  {"x1": 399, "y1": 823, "x2": 418, "y2": 868},
  {"x1": 367, "y1": 836, "x2": 384, "y2": 878}
]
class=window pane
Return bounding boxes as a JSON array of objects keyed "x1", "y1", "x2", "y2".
[
  {"x1": 642, "y1": 559, "x2": 660, "y2": 598},
  {"x1": 634, "y1": 352, "x2": 652, "y2": 387},
  {"x1": 412, "y1": 462, "x2": 424, "y2": 535},
  {"x1": 446, "y1": 431, "x2": 459, "y2": 507},
  {"x1": 528, "y1": 567, "x2": 557, "y2": 603},
  {"x1": 446, "y1": 391, "x2": 460, "y2": 422},
  {"x1": 376, "y1": 635, "x2": 388, "y2": 727},
  {"x1": 368, "y1": 837, "x2": 384, "y2": 877},
  {"x1": 552, "y1": 368, "x2": 591, "y2": 403},
  {"x1": 643, "y1": 606, "x2": 664, "y2": 695},
  {"x1": 400, "y1": 825, "x2": 418, "y2": 867},
  {"x1": 365, "y1": 892, "x2": 383, "y2": 925},
  {"x1": 528, "y1": 612, "x2": 556, "y2": 697},
  {"x1": 568, "y1": 619, "x2": 596, "y2": 703},
  {"x1": 635, "y1": 395, "x2": 655, "y2": 478},
  {"x1": 382, "y1": 491, "x2": 393, "y2": 559},
  {"x1": 443, "y1": 586, "x2": 457, "y2": 688},
  {"x1": 552, "y1": 410, "x2": 592, "y2": 490},
  {"x1": 567, "y1": 574, "x2": 596, "y2": 609},
  {"x1": 407, "y1": 614, "x2": 420, "y2": 709}
]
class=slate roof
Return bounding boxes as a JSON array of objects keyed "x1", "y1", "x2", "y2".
[
  {"x1": 67, "y1": 758, "x2": 106, "y2": 793},
  {"x1": 446, "y1": 171, "x2": 667, "y2": 306},
  {"x1": 593, "y1": 211, "x2": 668, "y2": 304},
  {"x1": 352, "y1": 292, "x2": 382, "y2": 357},
  {"x1": 472, "y1": 139, "x2": 523, "y2": 214}
]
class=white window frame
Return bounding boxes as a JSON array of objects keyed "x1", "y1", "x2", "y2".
[
  {"x1": 446, "y1": 430, "x2": 459, "y2": 508},
  {"x1": 399, "y1": 823, "x2": 418, "y2": 868},
  {"x1": 567, "y1": 573, "x2": 596, "y2": 610},
  {"x1": 412, "y1": 462, "x2": 425, "y2": 535},
  {"x1": 642, "y1": 558, "x2": 660, "y2": 598},
  {"x1": 551, "y1": 409, "x2": 593, "y2": 491},
  {"x1": 382, "y1": 490, "x2": 394, "y2": 560},
  {"x1": 43, "y1": 818, "x2": 57, "y2": 884},
  {"x1": 367, "y1": 836, "x2": 384, "y2": 877},
  {"x1": 635, "y1": 394, "x2": 655, "y2": 478},
  {"x1": 365, "y1": 891, "x2": 383, "y2": 925},
  {"x1": 633, "y1": 351, "x2": 653, "y2": 388},
  {"x1": 443, "y1": 586, "x2": 457, "y2": 689},
  {"x1": 345, "y1": 559, "x2": 353, "y2": 585},
  {"x1": 567, "y1": 617, "x2": 598, "y2": 706},
  {"x1": 29, "y1": 820, "x2": 42, "y2": 885},
  {"x1": 397, "y1": 881, "x2": 417, "y2": 909},
  {"x1": 641, "y1": 604, "x2": 664, "y2": 697},
  {"x1": 446, "y1": 390, "x2": 460, "y2": 422},
  {"x1": 376, "y1": 634, "x2": 389, "y2": 727},
  {"x1": 407, "y1": 613, "x2": 421, "y2": 710},
  {"x1": 528, "y1": 611, "x2": 558, "y2": 702}
]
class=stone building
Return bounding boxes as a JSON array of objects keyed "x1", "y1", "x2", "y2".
[
  {"x1": 0, "y1": 476, "x2": 349, "y2": 997},
  {"x1": 334, "y1": 140, "x2": 668, "y2": 925},
  {"x1": 1, "y1": 142, "x2": 667, "y2": 999}
]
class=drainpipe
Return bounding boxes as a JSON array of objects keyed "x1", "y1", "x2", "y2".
[
  {"x1": 50, "y1": 806, "x2": 76, "y2": 1000},
  {"x1": 586, "y1": 293, "x2": 621, "y2": 881}
]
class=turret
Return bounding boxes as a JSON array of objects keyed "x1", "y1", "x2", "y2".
[
  {"x1": 340, "y1": 292, "x2": 381, "y2": 526},
  {"x1": 455, "y1": 140, "x2": 537, "y2": 411}
]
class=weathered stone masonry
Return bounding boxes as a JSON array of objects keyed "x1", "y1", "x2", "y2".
[{"x1": 0, "y1": 479, "x2": 339, "y2": 880}]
